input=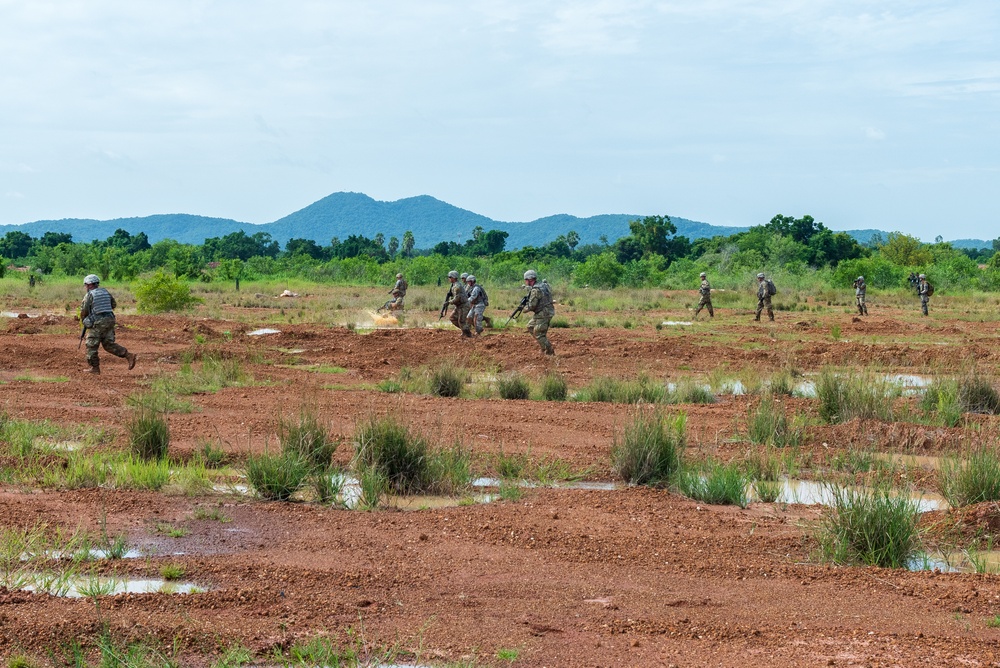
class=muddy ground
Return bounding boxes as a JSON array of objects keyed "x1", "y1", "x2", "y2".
[{"x1": 3, "y1": 294, "x2": 1000, "y2": 667}]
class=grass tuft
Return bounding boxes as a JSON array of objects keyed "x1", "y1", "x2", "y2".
[
  {"x1": 674, "y1": 460, "x2": 749, "y2": 508},
  {"x1": 816, "y1": 484, "x2": 921, "y2": 568},
  {"x1": 245, "y1": 451, "x2": 311, "y2": 501},
  {"x1": 353, "y1": 415, "x2": 428, "y2": 494},
  {"x1": 278, "y1": 407, "x2": 337, "y2": 470},
  {"x1": 816, "y1": 368, "x2": 899, "y2": 424},
  {"x1": 611, "y1": 410, "x2": 685, "y2": 485},
  {"x1": 124, "y1": 396, "x2": 170, "y2": 461},
  {"x1": 430, "y1": 362, "x2": 466, "y2": 398},
  {"x1": 939, "y1": 447, "x2": 1000, "y2": 508},
  {"x1": 540, "y1": 372, "x2": 568, "y2": 401},
  {"x1": 496, "y1": 372, "x2": 531, "y2": 400}
]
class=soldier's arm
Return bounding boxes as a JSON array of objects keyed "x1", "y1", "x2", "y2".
[
  {"x1": 109, "y1": 293, "x2": 117, "y2": 310},
  {"x1": 80, "y1": 293, "x2": 92, "y2": 318}
]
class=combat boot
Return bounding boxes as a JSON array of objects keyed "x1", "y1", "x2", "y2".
[
  {"x1": 88, "y1": 363, "x2": 100, "y2": 375},
  {"x1": 462, "y1": 329, "x2": 472, "y2": 338},
  {"x1": 126, "y1": 352, "x2": 137, "y2": 370}
]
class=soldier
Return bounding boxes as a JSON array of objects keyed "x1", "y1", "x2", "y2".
[
  {"x1": 754, "y1": 272, "x2": 775, "y2": 322},
  {"x1": 466, "y1": 275, "x2": 489, "y2": 336},
  {"x1": 460, "y1": 272, "x2": 469, "y2": 284},
  {"x1": 917, "y1": 273, "x2": 931, "y2": 316},
  {"x1": 445, "y1": 270, "x2": 472, "y2": 337},
  {"x1": 523, "y1": 269, "x2": 555, "y2": 355},
  {"x1": 694, "y1": 271, "x2": 714, "y2": 319},
  {"x1": 80, "y1": 274, "x2": 136, "y2": 374},
  {"x1": 387, "y1": 272, "x2": 407, "y2": 311},
  {"x1": 853, "y1": 275, "x2": 868, "y2": 315}
]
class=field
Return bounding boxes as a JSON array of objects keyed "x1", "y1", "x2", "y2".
[{"x1": 4, "y1": 279, "x2": 1000, "y2": 667}]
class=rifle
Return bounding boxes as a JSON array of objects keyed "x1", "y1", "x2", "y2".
[
  {"x1": 438, "y1": 290, "x2": 452, "y2": 319},
  {"x1": 504, "y1": 294, "x2": 530, "y2": 327},
  {"x1": 77, "y1": 325, "x2": 87, "y2": 349}
]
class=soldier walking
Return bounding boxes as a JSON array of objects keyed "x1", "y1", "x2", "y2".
[
  {"x1": 80, "y1": 274, "x2": 136, "y2": 374},
  {"x1": 523, "y1": 269, "x2": 555, "y2": 355},
  {"x1": 853, "y1": 276, "x2": 868, "y2": 315},
  {"x1": 917, "y1": 273, "x2": 931, "y2": 316},
  {"x1": 694, "y1": 271, "x2": 714, "y2": 319},
  {"x1": 445, "y1": 270, "x2": 472, "y2": 337},
  {"x1": 466, "y1": 275, "x2": 488, "y2": 335},
  {"x1": 754, "y1": 272, "x2": 775, "y2": 322}
]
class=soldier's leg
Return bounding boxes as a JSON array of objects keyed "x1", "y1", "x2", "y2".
[
  {"x1": 921, "y1": 296, "x2": 929, "y2": 316},
  {"x1": 531, "y1": 317, "x2": 554, "y2": 355},
  {"x1": 449, "y1": 308, "x2": 461, "y2": 330},
  {"x1": 84, "y1": 328, "x2": 102, "y2": 372},
  {"x1": 707, "y1": 298, "x2": 714, "y2": 318},
  {"x1": 472, "y1": 305, "x2": 485, "y2": 334},
  {"x1": 765, "y1": 297, "x2": 774, "y2": 321},
  {"x1": 755, "y1": 299, "x2": 763, "y2": 321},
  {"x1": 98, "y1": 322, "x2": 129, "y2": 359},
  {"x1": 459, "y1": 305, "x2": 472, "y2": 337}
]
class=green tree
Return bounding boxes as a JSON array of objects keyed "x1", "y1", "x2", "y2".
[
  {"x1": 134, "y1": 270, "x2": 203, "y2": 313},
  {"x1": 628, "y1": 215, "x2": 677, "y2": 257},
  {"x1": 0, "y1": 231, "x2": 34, "y2": 259},
  {"x1": 387, "y1": 236, "x2": 399, "y2": 258},
  {"x1": 572, "y1": 251, "x2": 622, "y2": 289},
  {"x1": 879, "y1": 233, "x2": 932, "y2": 266},
  {"x1": 402, "y1": 231, "x2": 415, "y2": 258}
]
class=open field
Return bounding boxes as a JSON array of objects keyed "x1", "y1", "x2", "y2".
[{"x1": 4, "y1": 280, "x2": 1000, "y2": 666}]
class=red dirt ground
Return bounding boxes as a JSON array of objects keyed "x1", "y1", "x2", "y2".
[{"x1": 3, "y1": 301, "x2": 1000, "y2": 667}]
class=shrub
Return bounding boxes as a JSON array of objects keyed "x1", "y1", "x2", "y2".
[
  {"x1": 279, "y1": 408, "x2": 336, "y2": 470},
  {"x1": 134, "y1": 269, "x2": 202, "y2": 313},
  {"x1": 424, "y1": 444, "x2": 473, "y2": 495},
  {"x1": 939, "y1": 448, "x2": 1000, "y2": 508},
  {"x1": 125, "y1": 397, "x2": 170, "y2": 461},
  {"x1": 541, "y1": 372, "x2": 568, "y2": 401},
  {"x1": 430, "y1": 363, "x2": 465, "y2": 398},
  {"x1": 958, "y1": 374, "x2": 1000, "y2": 415},
  {"x1": 668, "y1": 379, "x2": 715, "y2": 405},
  {"x1": 611, "y1": 410, "x2": 685, "y2": 485},
  {"x1": 245, "y1": 451, "x2": 310, "y2": 501},
  {"x1": 353, "y1": 415, "x2": 428, "y2": 494},
  {"x1": 496, "y1": 372, "x2": 531, "y2": 400},
  {"x1": 816, "y1": 484, "x2": 921, "y2": 568}
]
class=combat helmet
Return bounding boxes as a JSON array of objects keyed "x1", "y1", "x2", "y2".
[
  {"x1": 447, "y1": 270, "x2": 459, "y2": 279},
  {"x1": 466, "y1": 275, "x2": 476, "y2": 283},
  {"x1": 524, "y1": 269, "x2": 538, "y2": 281},
  {"x1": 84, "y1": 274, "x2": 100, "y2": 285}
]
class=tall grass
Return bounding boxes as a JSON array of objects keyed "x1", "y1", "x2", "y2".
[
  {"x1": 747, "y1": 395, "x2": 801, "y2": 447},
  {"x1": 278, "y1": 407, "x2": 337, "y2": 469},
  {"x1": 353, "y1": 415, "x2": 429, "y2": 494},
  {"x1": 578, "y1": 375, "x2": 667, "y2": 404},
  {"x1": 124, "y1": 396, "x2": 170, "y2": 461},
  {"x1": 674, "y1": 460, "x2": 749, "y2": 508},
  {"x1": 919, "y1": 380, "x2": 964, "y2": 427},
  {"x1": 816, "y1": 484, "x2": 922, "y2": 568},
  {"x1": 611, "y1": 410, "x2": 685, "y2": 485},
  {"x1": 816, "y1": 368, "x2": 899, "y2": 424},
  {"x1": 939, "y1": 448, "x2": 1000, "y2": 508},
  {"x1": 430, "y1": 362, "x2": 466, "y2": 398},
  {"x1": 541, "y1": 372, "x2": 568, "y2": 401},
  {"x1": 245, "y1": 451, "x2": 311, "y2": 501},
  {"x1": 496, "y1": 372, "x2": 531, "y2": 400}
]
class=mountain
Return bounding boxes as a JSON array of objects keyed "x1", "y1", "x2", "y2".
[{"x1": 2, "y1": 192, "x2": 991, "y2": 251}]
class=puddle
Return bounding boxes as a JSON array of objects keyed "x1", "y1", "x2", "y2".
[
  {"x1": 247, "y1": 328, "x2": 281, "y2": 336},
  {"x1": 19, "y1": 575, "x2": 204, "y2": 597},
  {"x1": 472, "y1": 477, "x2": 621, "y2": 491},
  {"x1": 879, "y1": 453, "x2": 943, "y2": 470},
  {"x1": 1, "y1": 311, "x2": 41, "y2": 318},
  {"x1": 751, "y1": 478, "x2": 947, "y2": 512},
  {"x1": 31, "y1": 548, "x2": 145, "y2": 561},
  {"x1": 661, "y1": 321, "x2": 693, "y2": 326},
  {"x1": 211, "y1": 483, "x2": 251, "y2": 495}
]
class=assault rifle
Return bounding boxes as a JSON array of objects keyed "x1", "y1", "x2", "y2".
[
  {"x1": 504, "y1": 294, "x2": 530, "y2": 327},
  {"x1": 78, "y1": 325, "x2": 87, "y2": 349},
  {"x1": 438, "y1": 290, "x2": 452, "y2": 319}
]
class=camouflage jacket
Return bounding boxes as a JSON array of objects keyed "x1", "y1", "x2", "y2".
[
  {"x1": 527, "y1": 281, "x2": 555, "y2": 317},
  {"x1": 447, "y1": 281, "x2": 468, "y2": 306},
  {"x1": 81, "y1": 287, "x2": 116, "y2": 318},
  {"x1": 699, "y1": 279, "x2": 711, "y2": 297}
]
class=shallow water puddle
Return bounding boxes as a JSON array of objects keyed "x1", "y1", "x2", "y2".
[
  {"x1": 247, "y1": 328, "x2": 281, "y2": 336},
  {"x1": 472, "y1": 477, "x2": 621, "y2": 491},
  {"x1": 879, "y1": 453, "x2": 943, "y2": 470},
  {"x1": 661, "y1": 321, "x2": 693, "y2": 326},
  {"x1": 19, "y1": 575, "x2": 204, "y2": 597},
  {"x1": 752, "y1": 478, "x2": 947, "y2": 512}
]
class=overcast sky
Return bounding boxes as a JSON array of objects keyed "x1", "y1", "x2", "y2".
[{"x1": 2, "y1": 1, "x2": 998, "y2": 241}]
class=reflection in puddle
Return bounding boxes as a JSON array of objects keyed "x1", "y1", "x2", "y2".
[
  {"x1": 32, "y1": 548, "x2": 145, "y2": 561},
  {"x1": 751, "y1": 478, "x2": 947, "y2": 512},
  {"x1": 19, "y1": 575, "x2": 204, "y2": 597},
  {"x1": 472, "y1": 477, "x2": 621, "y2": 491},
  {"x1": 247, "y1": 328, "x2": 281, "y2": 336}
]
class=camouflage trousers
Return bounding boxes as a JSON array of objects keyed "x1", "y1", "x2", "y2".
[
  {"x1": 85, "y1": 316, "x2": 129, "y2": 368},
  {"x1": 921, "y1": 295, "x2": 929, "y2": 316},
  {"x1": 450, "y1": 303, "x2": 471, "y2": 334},
  {"x1": 469, "y1": 303, "x2": 486, "y2": 334},
  {"x1": 694, "y1": 294, "x2": 713, "y2": 318},
  {"x1": 755, "y1": 296, "x2": 774, "y2": 321},
  {"x1": 856, "y1": 293, "x2": 868, "y2": 315},
  {"x1": 527, "y1": 315, "x2": 555, "y2": 355}
]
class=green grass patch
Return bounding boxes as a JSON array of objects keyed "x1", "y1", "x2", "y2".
[
  {"x1": 540, "y1": 372, "x2": 568, "y2": 401},
  {"x1": 815, "y1": 484, "x2": 922, "y2": 569},
  {"x1": 747, "y1": 395, "x2": 802, "y2": 447},
  {"x1": 12, "y1": 374, "x2": 70, "y2": 383},
  {"x1": 674, "y1": 459, "x2": 749, "y2": 508},
  {"x1": 353, "y1": 415, "x2": 429, "y2": 494},
  {"x1": 939, "y1": 447, "x2": 1000, "y2": 508},
  {"x1": 430, "y1": 362, "x2": 466, "y2": 398},
  {"x1": 496, "y1": 372, "x2": 531, "y2": 400},
  {"x1": 125, "y1": 395, "x2": 170, "y2": 461},
  {"x1": 816, "y1": 368, "x2": 899, "y2": 423},
  {"x1": 245, "y1": 451, "x2": 311, "y2": 501},
  {"x1": 278, "y1": 407, "x2": 337, "y2": 470}
]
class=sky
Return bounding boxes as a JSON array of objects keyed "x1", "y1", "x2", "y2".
[{"x1": 1, "y1": 0, "x2": 998, "y2": 241}]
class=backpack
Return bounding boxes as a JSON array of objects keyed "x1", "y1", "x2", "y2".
[
  {"x1": 925, "y1": 282, "x2": 934, "y2": 297},
  {"x1": 766, "y1": 279, "x2": 777, "y2": 296}
]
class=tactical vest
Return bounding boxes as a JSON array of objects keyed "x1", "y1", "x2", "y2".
[
  {"x1": 89, "y1": 287, "x2": 114, "y2": 315},
  {"x1": 469, "y1": 285, "x2": 488, "y2": 307},
  {"x1": 534, "y1": 282, "x2": 554, "y2": 310}
]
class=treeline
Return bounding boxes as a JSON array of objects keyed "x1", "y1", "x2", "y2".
[{"x1": 2, "y1": 214, "x2": 1000, "y2": 293}]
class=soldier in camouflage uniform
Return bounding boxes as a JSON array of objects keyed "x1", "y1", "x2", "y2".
[
  {"x1": 754, "y1": 272, "x2": 774, "y2": 322},
  {"x1": 80, "y1": 274, "x2": 137, "y2": 374},
  {"x1": 917, "y1": 273, "x2": 931, "y2": 316},
  {"x1": 853, "y1": 275, "x2": 868, "y2": 315},
  {"x1": 523, "y1": 269, "x2": 555, "y2": 355},
  {"x1": 388, "y1": 273, "x2": 407, "y2": 311},
  {"x1": 445, "y1": 270, "x2": 472, "y2": 337},
  {"x1": 466, "y1": 275, "x2": 488, "y2": 335},
  {"x1": 694, "y1": 271, "x2": 714, "y2": 319}
]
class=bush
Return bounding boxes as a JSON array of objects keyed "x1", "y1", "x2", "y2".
[
  {"x1": 245, "y1": 452, "x2": 311, "y2": 501},
  {"x1": 541, "y1": 372, "x2": 568, "y2": 401},
  {"x1": 611, "y1": 410, "x2": 685, "y2": 485},
  {"x1": 353, "y1": 415, "x2": 429, "y2": 494},
  {"x1": 496, "y1": 372, "x2": 531, "y2": 400},
  {"x1": 958, "y1": 374, "x2": 1000, "y2": 415},
  {"x1": 939, "y1": 448, "x2": 1000, "y2": 508},
  {"x1": 125, "y1": 397, "x2": 170, "y2": 461},
  {"x1": 817, "y1": 484, "x2": 921, "y2": 568},
  {"x1": 134, "y1": 269, "x2": 202, "y2": 313},
  {"x1": 279, "y1": 408, "x2": 336, "y2": 470}
]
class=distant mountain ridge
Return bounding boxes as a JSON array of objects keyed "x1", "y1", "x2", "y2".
[{"x1": 0, "y1": 192, "x2": 993, "y2": 251}]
